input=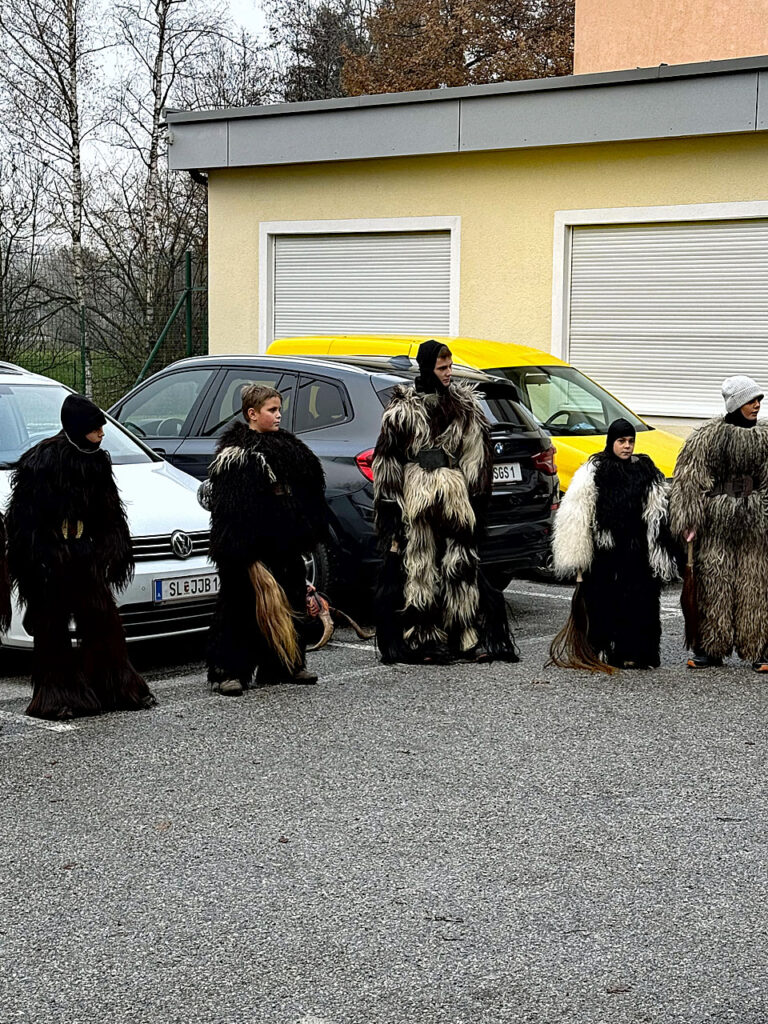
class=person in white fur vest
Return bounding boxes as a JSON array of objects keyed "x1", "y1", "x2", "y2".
[{"x1": 552, "y1": 418, "x2": 678, "y2": 670}]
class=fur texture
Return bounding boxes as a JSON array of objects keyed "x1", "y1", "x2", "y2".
[
  {"x1": 5, "y1": 431, "x2": 153, "y2": 719},
  {"x1": 206, "y1": 423, "x2": 327, "y2": 685},
  {"x1": 552, "y1": 453, "x2": 677, "y2": 668},
  {"x1": 373, "y1": 382, "x2": 516, "y2": 662},
  {"x1": 0, "y1": 514, "x2": 11, "y2": 633},
  {"x1": 669, "y1": 417, "x2": 768, "y2": 660}
]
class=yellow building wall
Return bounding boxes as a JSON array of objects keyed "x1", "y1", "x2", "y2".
[
  {"x1": 575, "y1": 0, "x2": 768, "y2": 74},
  {"x1": 207, "y1": 133, "x2": 768, "y2": 356}
]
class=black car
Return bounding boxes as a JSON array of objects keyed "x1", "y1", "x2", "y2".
[{"x1": 109, "y1": 354, "x2": 559, "y2": 596}]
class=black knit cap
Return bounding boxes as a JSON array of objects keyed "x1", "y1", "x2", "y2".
[
  {"x1": 415, "y1": 339, "x2": 451, "y2": 394},
  {"x1": 605, "y1": 417, "x2": 636, "y2": 453},
  {"x1": 61, "y1": 393, "x2": 106, "y2": 446}
]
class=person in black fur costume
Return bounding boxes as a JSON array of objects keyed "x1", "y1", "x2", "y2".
[
  {"x1": 202, "y1": 384, "x2": 328, "y2": 694},
  {"x1": 552, "y1": 418, "x2": 678, "y2": 669},
  {"x1": 5, "y1": 394, "x2": 156, "y2": 719},
  {"x1": 372, "y1": 340, "x2": 518, "y2": 665}
]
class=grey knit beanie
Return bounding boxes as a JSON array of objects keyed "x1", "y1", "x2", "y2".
[{"x1": 721, "y1": 375, "x2": 763, "y2": 414}]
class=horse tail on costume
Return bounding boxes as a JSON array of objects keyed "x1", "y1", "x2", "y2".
[
  {"x1": 248, "y1": 562, "x2": 301, "y2": 671},
  {"x1": 546, "y1": 581, "x2": 617, "y2": 675}
]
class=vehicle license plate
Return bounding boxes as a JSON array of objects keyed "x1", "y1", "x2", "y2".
[
  {"x1": 492, "y1": 462, "x2": 522, "y2": 485},
  {"x1": 153, "y1": 574, "x2": 220, "y2": 603}
]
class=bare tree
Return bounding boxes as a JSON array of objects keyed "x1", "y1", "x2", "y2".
[
  {"x1": 267, "y1": 0, "x2": 372, "y2": 101},
  {"x1": 95, "y1": 0, "x2": 236, "y2": 360},
  {"x1": 0, "y1": 152, "x2": 73, "y2": 365},
  {"x1": 174, "y1": 26, "x2": 273, "y2": 109},
  {"x1": 0, "y1": 0, "x2": 107, "y2": 395}
]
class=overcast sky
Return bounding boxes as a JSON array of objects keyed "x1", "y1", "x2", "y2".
[{"x1": 227, "y1": 0, "x2": 267, "y2": 34}]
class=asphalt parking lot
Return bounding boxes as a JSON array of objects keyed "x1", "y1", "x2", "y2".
[{"x1": 1, "y1": 579, "x2": 767, "y2": 1024}]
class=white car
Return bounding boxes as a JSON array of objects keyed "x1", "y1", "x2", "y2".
[{"x1": 0, "y1": 363, "x2": 219, "y2": 649}]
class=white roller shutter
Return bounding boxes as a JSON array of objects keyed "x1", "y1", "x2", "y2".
[
  {"x1": 567, "y1": 219, "x2": 768, "y2": 418},
  {"x1": 272, "y1": 231, "x2": 452, "y2": 339}
]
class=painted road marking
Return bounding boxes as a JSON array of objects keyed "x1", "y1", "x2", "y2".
[{"x1": 0, "y1": 709, "x2": 77, "y2": 733}]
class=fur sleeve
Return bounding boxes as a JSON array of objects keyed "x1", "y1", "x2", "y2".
[
  {"x1": 552, "y1": 461, "x2": 596, "y2": 576},
  {"x1": 668, "y1": 421, "x2": 715, "y2": 538},
  {"x1": 643, "y1": 475, "x2": 679, "y2": 582},
  {"x1": 455, "y1": 384, "x2": 492, "y2": 498},
  {"x1": 372, "y1": 389, "x2": 412, "y2": 546}
]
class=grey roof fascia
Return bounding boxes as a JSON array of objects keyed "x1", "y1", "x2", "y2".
[{"x1": 166, "y1": 53, "x2": 768, "y2": 171}]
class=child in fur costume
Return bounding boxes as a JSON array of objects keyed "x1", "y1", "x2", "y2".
[
  {"x1": 5, "y1": 394, "x2": 156, "y2": 719},
  {"x1": 372, "y1": 340, "x2": 517, "y2": 664},
  {"x1": 204, "y1": 384, "x2": 328, "y2": 694},
  {"x1": 669, "y1": 375, "x2": 768, "y2": 671},
  {"x1": 551, "y1": 418, "x2": 677, "y2": 670}
]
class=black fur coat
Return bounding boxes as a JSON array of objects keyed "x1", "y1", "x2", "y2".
[
  {"x1": 6, "y1": 431, "x2": 133, "y2": 606},
  {"x1": 207, "y1": 423, "x2": 327, "y2": 569}
]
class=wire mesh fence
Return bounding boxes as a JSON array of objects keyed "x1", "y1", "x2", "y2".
[{"x1": 5, "y1": 255, "x2": 208, "y2": 409}]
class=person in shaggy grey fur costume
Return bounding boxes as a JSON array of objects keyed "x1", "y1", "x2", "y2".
[
  {"x1": 552, "y1": 418, "x2": 678, "y2": 669},
  {"x1": 372, "y1": 340, "x2": 517, "y2": 665},
  {"x1": 669, "y1": 375, "x2": 768, "y2": 670}
]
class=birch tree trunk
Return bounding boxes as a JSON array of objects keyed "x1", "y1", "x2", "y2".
[{"x1": 0, "y1": 0, "x2": 102, "y2": 395}]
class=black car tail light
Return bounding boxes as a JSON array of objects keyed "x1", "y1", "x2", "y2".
[
  {"x1": 355, "y1": 448, "x2": 375, "y2": 482},
  {"x1": 532, "y1": 446, "x2": 557, "y2": 476}
]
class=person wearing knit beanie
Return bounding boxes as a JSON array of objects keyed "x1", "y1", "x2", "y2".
[
  {"x1": 669, "y1": 376, "x2": 768, "y2": 671},
  {"x1": 5, "y1": 393, "x2": 156, "y2": 719},
  {"x1": 721, "y1": 375, "x2": 763, "y2": 428}
]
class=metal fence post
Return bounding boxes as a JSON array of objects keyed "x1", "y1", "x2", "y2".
[{"x1": 184, "y1": 250, "x2": 193, "y2": 357}]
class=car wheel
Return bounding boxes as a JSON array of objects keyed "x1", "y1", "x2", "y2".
[{"x1": 303, "y1": 540, "x2": 343, "y2": 598}]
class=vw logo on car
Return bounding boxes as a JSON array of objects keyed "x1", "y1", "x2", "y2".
[{"x1": 171, "y1": 530, "x2": 193, "y2": 559}]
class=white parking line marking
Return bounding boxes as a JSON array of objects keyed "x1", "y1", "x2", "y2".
[
  {"x1": 327, "y1": 640, "x2": 374, "y2": 651},
  {"x1": 0, "y1": 709, "x2": 77, "y2": 733},
  {"x1": 507, "y1": 587, "x2": 573, "y2": 602}
]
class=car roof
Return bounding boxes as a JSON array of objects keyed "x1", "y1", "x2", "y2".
[
  {"x1": 267, "y1": 334, "x2": 568, "y2": 369},
  {"x1": 0, "y1": 362, "x2": 59, "y2": 385},
  {"x1": 156, "y1": 352, "x2": 507, "y2": 385}
]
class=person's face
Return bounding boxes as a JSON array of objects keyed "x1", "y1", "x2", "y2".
[
  {"x1": 247, "y1": 398, "x2": 282, "y2": 432},
  {"x1": 434, "y1": 355, "x2": 453, "y2": 387},
  {"x1": 740, "y1": 396, "x2": 762, "y2": 421},
  {"x1": 85, "y1": 426, "x2": 104, "y2": 445},
  {"x1": 612, "y1": 435, "x2": 635, "y2": 459}
]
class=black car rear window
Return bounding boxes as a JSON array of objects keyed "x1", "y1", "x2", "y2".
[{"x1": 374, "y1": 379, "x2": 530, "y2": 429}]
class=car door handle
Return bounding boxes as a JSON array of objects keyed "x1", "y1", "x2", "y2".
[{"x1": 152, "y1": 447, "x2": 166, "y2": 456}]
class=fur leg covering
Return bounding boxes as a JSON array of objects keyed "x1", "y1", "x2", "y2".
[
  {"x1": 25, "y1": 596, "x2": 100, "y2": 720},
  {"x1": 374, "y1": 550, "x2": 413, "y2": 664},
  {"x1": 76, "y1": 583, "x2": 155, "y2": 712},
  {"x1": 476, "y1": 570, "x2": 519, "y2": 662},
  {"x1": 207, "y1": 566, "x2": 265, "y2": 686}
]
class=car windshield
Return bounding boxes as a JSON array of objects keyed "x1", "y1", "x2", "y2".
[
  {"x1": 485, "y1": 365, "x2": 650, "y2": 437},
  {"x1": 0, "y1": 383, "x2": 155, "y2": 468}
]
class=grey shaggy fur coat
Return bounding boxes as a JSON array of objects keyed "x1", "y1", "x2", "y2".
[{"x1": 669, "y1": 417, "x2": 768, "y2": 660}]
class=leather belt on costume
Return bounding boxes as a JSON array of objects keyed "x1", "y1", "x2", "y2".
[
  {"x1": 414, "y1": 447, "x2": 455, "y2": 470},
  {"x1": 709, "y1": 475, "x2": 755, "y2": 498}
]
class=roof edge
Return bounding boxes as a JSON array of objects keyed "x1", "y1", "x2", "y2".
[{"x1": 165, "y1": 53, "x2": 768, "y2": 125}]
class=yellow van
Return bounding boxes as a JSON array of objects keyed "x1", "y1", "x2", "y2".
[{"x1": 268, "y1": 335, "x2": 683, "y2": 489}]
